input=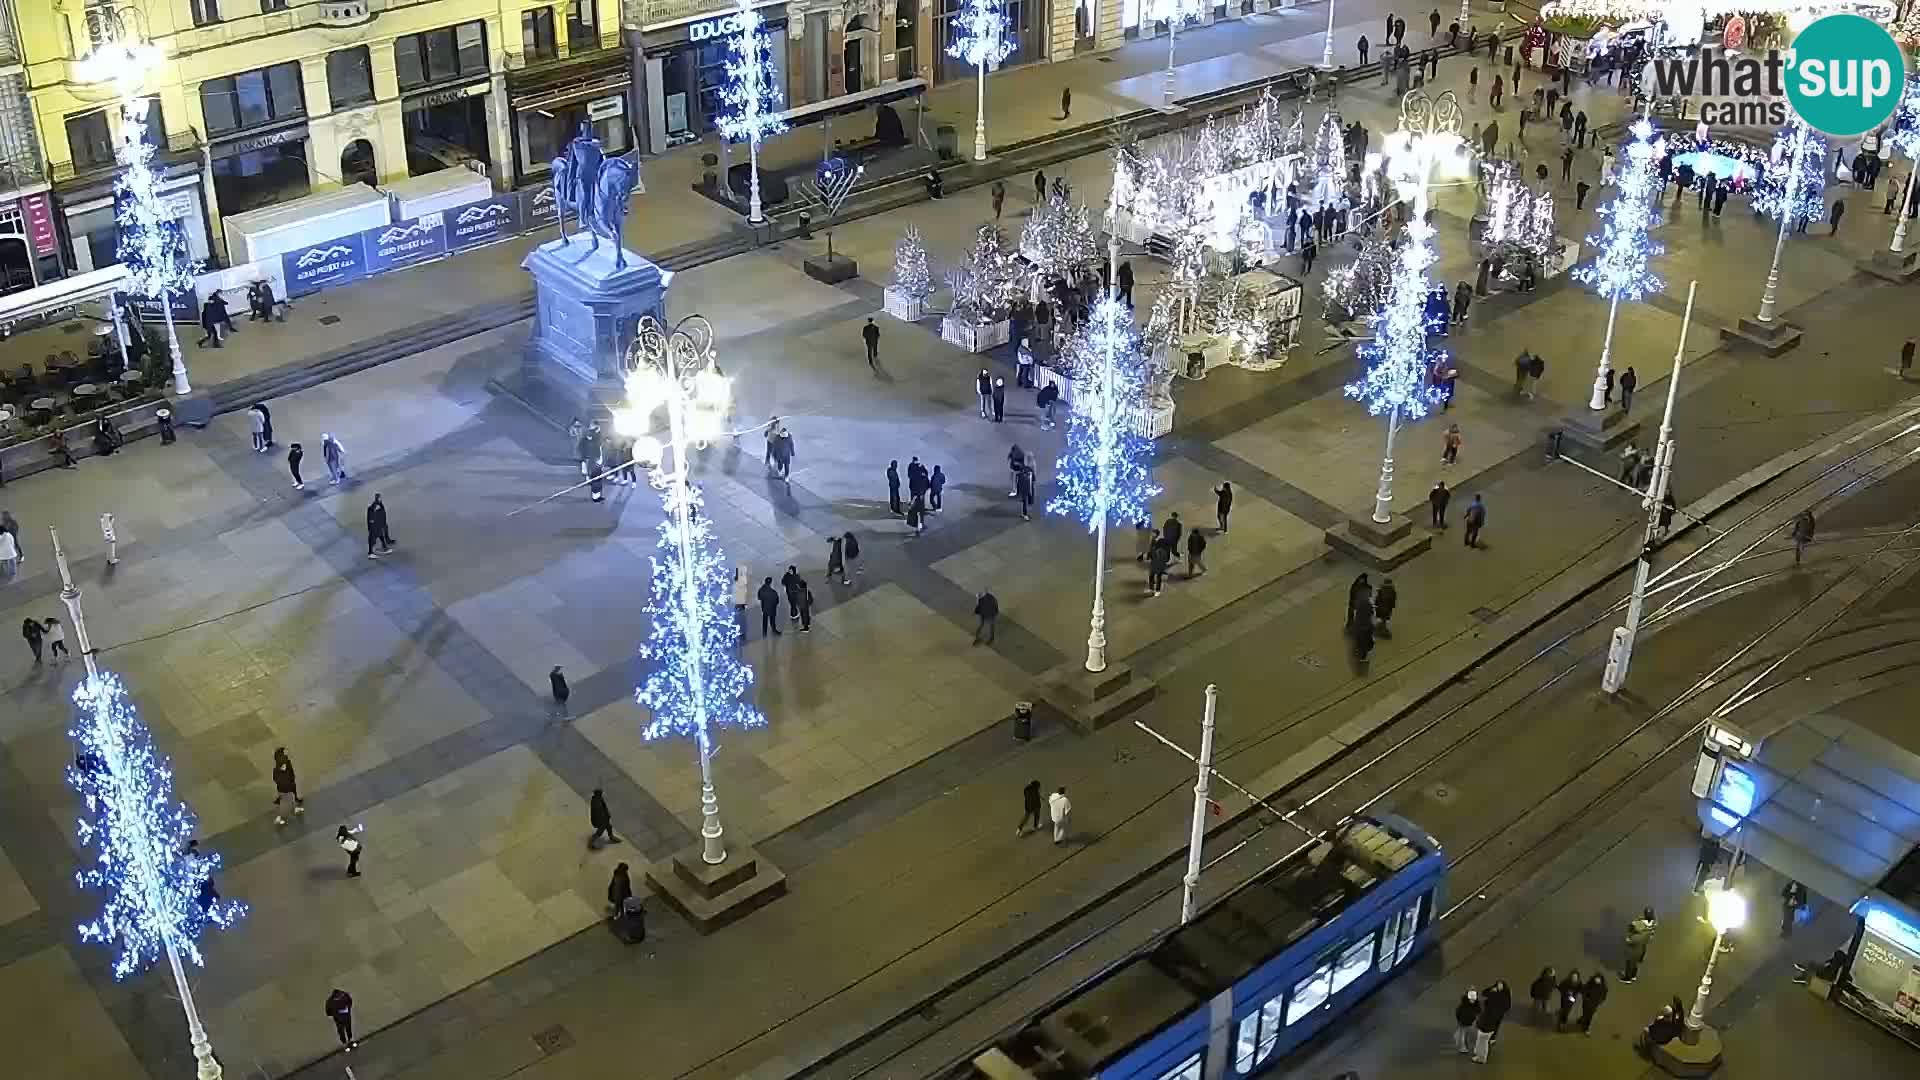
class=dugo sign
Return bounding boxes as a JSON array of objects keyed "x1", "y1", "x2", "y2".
[
  {"x1": 689, "y1": 10, "x2": 752, "y2": 41},
  {"x1": 1644, "y1": 14, "x2": 1906, "y2": 136}
]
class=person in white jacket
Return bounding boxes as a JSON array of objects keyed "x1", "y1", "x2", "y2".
[
  {"x1": 1049, "y1": 787, "x2": 1072, "y2": 845},
  {"x1": 0, "y1": 527, "x2": 17, "y2": 579},
  {"x1": 732, "y1": 566, "x2": 751, "y2": 639},
  {"x1": 100, "y1": 512, "x2": 117, "y2": 565}
]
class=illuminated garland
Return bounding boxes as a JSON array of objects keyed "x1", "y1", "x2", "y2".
[
  {"x1": 635, "y1": 483, "x2": 765, "y2": 744},
  {"x1": 1049, "y1": 295, "x2": 1161, "y2": 527},
  {"x1": 1753, "y1": 120, "x2": 1828, "y2": 228},
  {"x1": 715, "y1": 0, "x2": 787, "y2": 148},
  {"x1": 1574, "y1": 119, "x2": 1665, "y2": 305},
  {"x1": 1345, "y1": 217, "x2": 1447, "y2": 423},
  {"x1": 116, "y1": 98, "x2": 199, "y2": 306},
  {"x1": 947, "y1": 0, "x2": 1016, "y2": 70}
]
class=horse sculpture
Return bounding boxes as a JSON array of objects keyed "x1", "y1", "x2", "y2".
[
  {"x1": 593, "y1": 157, "x2": 640, "y2": 270},
  {"x1": 546, "y1": 124, "x2": 640, "y2": 268}
]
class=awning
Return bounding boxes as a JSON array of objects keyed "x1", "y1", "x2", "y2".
[
  {"x1": 1699, "y1": 711, "x2": 1920, "y2": 911},
  {"x1": 771, "y1": 78, "x2": 927, "y2": 129},
  {"x1": 0, "y1": 263, "x2": 128, "y2": 329}
]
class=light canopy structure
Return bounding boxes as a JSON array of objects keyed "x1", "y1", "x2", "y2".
[
  {"x1": 1753, "y1": 120, "x2": 1827, "y2": 325},
  {"x1": 1050, "y1": 292, "x2": 1162, "y2": 671},
  {"x1": 715, "y1": 0, "x2": 787, "y2": 224},
  {"x1": 1572, "y1": 119, "x2": 1665, "y2": 412},
  {"x1": 619, "y1": 315, "x2": 765, "y2": 865},
  {"x1": 947, "y1": 0, "x2": 1015, "y2": 162}
]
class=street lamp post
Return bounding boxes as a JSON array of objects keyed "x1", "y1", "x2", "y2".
[
  {"x1": 51, "y1": 529, "x2": 226, "y2": 1080},
  {"x1": 1756, "y1": 126, "x2": 1821, "y2": 325},
  {"x1": 1320, "y1": 0, "x2": 1338, "y2": 69},
  {"x1": 949, "y1": 0, "x2": 1014, "y2": 163},
  {"x1": 618, "y1": 315, "x2": 757, "y2": 866},
  {"x1": 1686, "y1": 886, "x2": 1747, "y2": 1040},
  {"x1": 1179, "y1": 684, "x2": 1219, "y2": 924}
]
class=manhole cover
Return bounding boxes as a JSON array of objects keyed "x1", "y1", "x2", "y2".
[
  {"x1": 1297, "y1": 653, "x2": 1326, "y2": 670},
  {"x1": 318, "y1": 314, "x2": 342, "y2": 325},
  {"x1": 532, "y1": 1025, "x2": 574, "y2": 1055},
  {"x1": 1425, "y1": 782, "x2": 1456, "y2": 805},
  {"x1": 1469, "y1": 606, "x2": 1498, "y2": 624}
]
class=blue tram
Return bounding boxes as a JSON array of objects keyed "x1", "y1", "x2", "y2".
[{"x1": 965, "y1": 815, "x2": 1445, "y2": 1080}]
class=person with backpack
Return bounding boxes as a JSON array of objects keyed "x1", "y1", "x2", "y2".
[{"x1": 325, "y1": 988, "x2": 355, "y2": 1050}]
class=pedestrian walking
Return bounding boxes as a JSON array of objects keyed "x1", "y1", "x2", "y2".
[
  {"x1": 1008, "y1": 445, "x2": 1027, "y2": 498},
  {"x1": 992, "y1": 377, "x2": 1007, "y2": 422},
  {"x1": 1628, "y1": 903, "x2": 1658, "y2": 980},
  {"x1": 733, "y1": 565, "x2": 752, "y2": 636},
  {"x1": 43, "y1": 617, "x2": 68, "y2": 661},
  {"x1": 1619, "y1": 366, "x2": 1637, "y2": 412},
  {"x1": 320, "y1": 433, "x2": 348, "y2": 484},
  {"x1": 1468, "y1": 65, "x2": 1478, "y2": 102},
  {"x1": 1442, "y1": 423, "x2": 1462, "y2": 466},
  {"x1": 1792, "y1": 509, "x2": 1816, "y2": 564},
  {"x1": 977, "y1": 369, "x2": 993, "y2": 419},
  {"x1": 1463, "y1": 494, "x2": 1486, "y2": 548},
  {"x1": 1147, "y1": 537, "x2": 1171, "y2": 595},
  {"x1": 0, "y1": 523, "x2": 20, "y2": 579},
  {"x1": 1015, "y1": 462, "x2": 1034, "y2": 521},
  {"x1": 782, "y1": 565, "x2": 803, "y2": 622},
  {"x1": 249, "y1": 406, "x2": 267, "y2": 452},
  {"x1": 1117, "y1": 260, "x2": 1135, "y2": 306},
  {"x1": 287, "y1": 442, "x2": 305, "y2": 489},
  {"x1": 1048, "y1": 786, "x2": 1072, "y2": 844},
  {"x1": 1830, "y1": 198, "x2": 1847, "y2": 233},
  {"x1": 1374, "y1": 577, "x2": 1397, "y2": 635},
  {"x1": 973, "y1": 589, "x2": 999, "y2": 644},
  {"x1": 1300, "y1": 234, "x2": 1317, "y2": 275},
  {"x1": 1453, "y1": 989, "x2": 1480, "y2": 1054},
  {"x1": 1428, "y1": 7, "x2": 1440, "y2": 36},
  {"x1": 758, "y1": 577, "x2": 782, "y2": 637},
  {"x1": 1692, "y1": 833, "x2": 1724, "y2": 892},
  {"x1": 550, "y1": 665, "x2": 570, "y2": 718},
  {"x1": 1526, "y1": 353, "x2": 1545, "y2": 398},
  {"x1": 1017, "y1": 779, "x2": 1044, "y2": 835},
  {"x1": 1529, "y1": 967, "x2": 1556, "y2": 1017},
  {"x1": 1473, "y1": 980, "x2": 1511, "y2": 1062},
  {"x1": 862, "y1": 317, "x2": 881, "y2": 371},
  {"x1": 607, "y1": 862, "x2": 634, "y2": 914},
  {"x1": 796, "y1": 579, "x2": 815, "y2": 630},
  {"x1": 1658, "y1": 490, "x2": 1678, "y2": 537},
  {"x1": 1034, "y1": 169, "x2": 1046, "y2": 204},
  {"x1": 1348, "y1": 573, "x2": 1373, "y2": 629},
  {"x1": 1215, "y1": 482, "x2": 1233, "y2": 532},
  {"x1": 1901, "y1": 339, "x2": 1915, "y2": 378},
  {"x1": 21, "y1": 616, "x2": 43, "y2": 664},
  {"x1": 827, "y1": 537, "x2": 848, "y2": 586},
  {"x1": 326, "y1": 988, "x2": 355, "y2": 1050},
  {"x1": 1556, "y1": 969, "x2": 1583, "y2": 1029},
  {"x1": 0, "y1": 510, "x2": 19, "y2": 565},
  {"x1": 1430, "y1": 480, "x2": 1451, "y2": 527},
  {"x1": 1135, "y1": 519, "x2": 1155, "y2": 562},
  {"x1": 1578, "y1": 973, "x2": 1608, "y2": 1034},
  {"x1": 1060, "y1": 86, "x2": 1072, "y2": 119},
  {"x1": 271, "y1": 748, "x2": 305, "y2": 824},
  {"x1": 991, "y1": 179, "x2": 1006, "y2": 220},
  {"x1": 366, "y1": 494, "x2": 393, "y2": 557},
  {"x1": 1161, "y1": 511, "x2": 1184, "y2": 553},
  {"x1": 1352, "y1": 601, "x2": 1376, "y2": 662},
  {"x1": 1577, "y1": 180, "x2": 1592, "y2": 209},
  {"x1": 887, "y1": 460, "x2": 903, "y2": 516},
  {"x1": 1186, "y1": 529, "x2": 1207, "y2": 577},
  {"x1": 1781, "y1": 880, "x2": 1808, "y2": 936},
  {"x1": 843, "y1": 530, "x2": 862, "y2": 576},
  {"x1": 337, "y1": 825, "x2": 363, "y2": 877},
  {"x1": 589, "y1": 787, "x2": 618, "y2": 847}
]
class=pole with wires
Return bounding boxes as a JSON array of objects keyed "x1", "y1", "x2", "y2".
[
  {"x1": 1603, "y1": 280, "x2": 1693, "y2": 695},
  {"x1": 1180, "y1": 685, "x2": 1218, "y2": 925}
]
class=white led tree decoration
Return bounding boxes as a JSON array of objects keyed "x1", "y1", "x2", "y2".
[
  {"x1": 1310, "y1": 110, "x2": 1347, "y2": 209},
  {"x1": 1884, "y1": 75, "x2": 1920, "y2": 255},
  {"x1": 616, "y1": 316, "x2": 764, "y2": 866},
  {"x1": 1752, "y1": 119, "x2": 1827, "y2": 325},
  {"x1": 716, "y1": 0, "x2": 787, "y2": 224},
  {"x1": 948, "y1": 0, "x2": 1015, "y2": 163},
  {"x1": 1323, "y1": 229, "x2": 1397, "y2": 322},
  {"x1": 1351, "y1": 91, "x2": 1465, "y2": 527},
  {"x1": 1021, "y1": 192, "x2": 1099, "y2": 301},
  {"x1": 1049, "y1": 294, "x2": 1161, "y2": 672},
  {"x1": 1573, "y1": 119, "x2": 1665, "y2": 412},
  {"x1": 891, "y1": 224, "x2": 933, "y2": 299}
]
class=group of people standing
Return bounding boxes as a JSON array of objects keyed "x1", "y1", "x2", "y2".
[
  {"x1": 886, "y1": 455, "x2": 949, "y2": 533},
  {"x1": 1135, "y1": 485, "x2": 1231, "y2": 596}
]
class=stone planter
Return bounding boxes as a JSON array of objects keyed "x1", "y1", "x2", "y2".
[
  {"x1": 883, "y1": 286, "x2": 928, "y2": 322},
  {"x1": 941, "y1": 316, "x2": 1011, "y2": 353}
]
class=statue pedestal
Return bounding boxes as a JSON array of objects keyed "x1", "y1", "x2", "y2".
[{"x1": 513, "y1": 234, "x2": 671, "y2": 417}]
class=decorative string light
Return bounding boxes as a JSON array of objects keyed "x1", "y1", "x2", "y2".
[
  {"x1": 1020, "y1": 192, "x2": 1099, "y2": 285},
  {"x1": 891, "y1": 224, "x2": 933, "y2": 299},
  {"x1": 716, "y1": 0, "x2": 786, "y2": 222},
  {"x1": 1753, "y1": 120, "x2": 1828, "y2": 229},
  {"x1": 947, "y1": 0, "x2": 1015, "y2": 71},
  {"x1": 68, "y1": 673, "x2": 246, "y2": 981},
  {"x1": 1323, "y1": 229, "x2": 1398, "y2": 322},
  {"x1": 1050, "y1": 295, "x2": 1162, "y2": 529},
  {"x1": 1346, "y1": 216, "x2": 1447, "y2": 423},
  {"x1": 1574, "y1": 119, "x2": 1665, "y2": 305}
]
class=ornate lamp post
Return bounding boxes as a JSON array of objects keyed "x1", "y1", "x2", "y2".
[
  {"x1": 1884, "y1": 75, "x2": 1920, "y2": 255},
  {"x1": 1320, "y1": 0, "x2": 1338, "y2": 69},
  {"x1": 948, "y1": 0, "x2": 1014, "y2": 162},
  {"x1": 1148, "y1": 0, "x2": 1200, "y2": 109},
  {"x1": 1686, "y1": 886, "x2": 1747, "y2": 1039},
  {"x1": 1754, "y1": 121, "x2": 1826, "y2": 325},
  {"x1": 615, "y1": 315, "x2": 764, "y2": 865}
]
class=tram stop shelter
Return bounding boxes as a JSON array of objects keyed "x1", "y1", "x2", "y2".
[{"x1": 1697, "y1": 710, "x2": 1920, "y2": 1047}]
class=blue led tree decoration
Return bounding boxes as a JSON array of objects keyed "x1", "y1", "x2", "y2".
[
  {"x1": 50, "y1": 526, "x2": 239, "y2": 1080},
  {"x1": 1049, "y1": 293, "x2": 1161, "y2": 672},
  {"x1": 619, "y1": 315, "x2": 765, "y2": 866},
  {"x1": 1883, "y1": 74, "x2": 1920, "y2": 255},
  {"x1": 1572, "y1": 118, "x2": 1665, "y2": 412},
  {"x1": 948, "y1": 0, "x2": 1015, "y2": 162},
  {"x1": 1752, "y1": 119, "x2": 1827, "y2": 326},
  {"x1": 715, "y1": 0, "x2": 787, "y2": 224},
  {"x1": 115, "y1": 90, "x2": 199, "y2": 394}
]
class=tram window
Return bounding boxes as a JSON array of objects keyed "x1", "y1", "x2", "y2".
[
  {"x1": 1157, "y1": 1051, "x2": 1202, "y2": 1080},
  {"x1": 1285, "y1": 963, "x2": 1332, "y2": 1025},
  {"x1": 1331, "y1": 933, "x2": 1377, "y2": 995},
  {"x1": 1392, "y1": 895, "x2": 1424, "y2": 966},
  {"x1": 1379, "y1": 908, "x2": 1402, "y2": 972},
  {"x1": 1235, "y1": 1012, "x2": 1258, "y2": 1073},
  {"x1": 1254, "y1": 996, "x2": 1284, "y2": 1065}
]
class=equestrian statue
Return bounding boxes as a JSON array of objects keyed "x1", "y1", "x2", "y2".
[{"x1": 548, "y1": 123, "x2": 642, "y2": 270}]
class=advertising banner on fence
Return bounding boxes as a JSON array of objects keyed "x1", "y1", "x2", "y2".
[
  {"x1": 127, "y1": 287, "x2": 200, "y2": 323},
  {"x1": 362, "y1": 213, "x2": 449, "y2": 275},
  {"x1": 523, "y1": 182, "x2": 559, "y2": 229},
  {"x1": 446, "y1": 194, "x2": 524, "y2": 252},
  {"x1": 282, "y1": 236, "x2": 368, "y2": 296}
]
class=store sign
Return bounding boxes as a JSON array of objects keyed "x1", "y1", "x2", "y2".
[
  {"x1": 446, "y1": 195, "x2": 523, "y2": 251},
  {"x1": 281, "y1": 236, "x2": 368, "y2": 296},
  {"x1": 362, "y1": 213, "x2": 448, "y2": 274},
  {"x1": 404, "y1": 82, "x2": 489, "y2": 112},
  {"x1": 20, "y1": 193, "x2": 56, "y2": 257},
  {"x1": 223, "y1": 126, "x2": 309, "y2": 157},
  {"x1": 524, "y1": 182, "x2": 559, "y2": 226},
  {"x1": 127, "y1": 288, "x2": 200, "y2": 323},
  {"x1": 587, "y1": 94, "x2": 626, "y2": 121},
  {"x1": 689, "y1": 11, "x2": 749, "y2": 40}
]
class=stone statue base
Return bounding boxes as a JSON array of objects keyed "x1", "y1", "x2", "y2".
[{"x1": 513, "y1": 233, "x2": 670, "y2": 417}]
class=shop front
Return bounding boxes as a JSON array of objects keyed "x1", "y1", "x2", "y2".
[
  {"x1": 506, "y1": 52, "x2": 633, "y2": 187},
  {"x1": 0, "y1": 192, "x2": 60, "y2": 293},
  {"x1": 634, "y1": 2, "x2": 791, "y2": 155},
  {"x1": 57, "y1": 157, "x2": 216, "y2": 276},
  {"x1": 208, "y1": 123, "x2": 314, "y2": 219},
  {"x1": 401, "y1": 81, "x2": 495, "y2": 177}
]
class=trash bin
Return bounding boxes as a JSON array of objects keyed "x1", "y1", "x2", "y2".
[{"x1": 1013, "y1": 702, "x2": 1034, "y2": 741}]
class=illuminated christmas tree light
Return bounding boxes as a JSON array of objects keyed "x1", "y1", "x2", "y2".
[
  {"x1": 1571, "y1": 120, "x2": 1664, "y2": 411},
  {"x1": 891, "y1": 224, "x2": 933, "y2": 299},
  {"x1": 1050, "y1": 296, "x2": 1162, "y2": 529},
  {"x1": 635, "y1": 484, "x2": 764, "y2": 746},
  {"x1": 1346, "y1": 216, "x2": 1447, "y2": 428},
  {"x1": 715, "y1": 0, "x2": 787, "y2": 223},
  {"x1": 1753, "y1": 120, "x2": 1828, "y2": 229},
  {"x1": 115, "y1": 97, "x2": 198, "y2": 394},
  {"x1": 948, "y1": 0, "x2": 1013, "y2": 161}
]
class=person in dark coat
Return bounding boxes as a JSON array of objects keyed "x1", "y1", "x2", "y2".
[
  {"x1": 972, "y1": 589, "x2": 999, "y2": 644},
  {"x1": 781, "y1": 565, "x2": 804, "y2": 621},
  {"x1": 929, "y1": 465, "x2": 946, "y2": 511},
  {"x1": 827, "y1": 535, "x2": 847, "y2": 585},
  {"x1": 1579, "y1": 973, "x2": 1609, "y2": 1033},
  {"x1": 366, "y1": 495, "x2": 392, "y2": 557},
  {"x1": 1348, "y1": 573, "x2": 1373, "y2": 628},
  {"x1": 796, "y1": 579, "x2": 815, "y2": 630},
  {"x1": 1015, "y1": 462, "x2": 1034, "y2": 521},
  {"x1": 886, "y1": 460, "x2": 903, "y2": 516},
  {"x1": 550, "y1": 666, "x2": 570, "y2": 718},
  {"x1": 977, "y1": 369, "x2": 993, "y2": 418},
  {"x1": 21, "y1": 617, "x2": 44, "y2": 665},
  {"x1": 1453, "y1": 988, "x2": 1480, "y2": 1054},
  {"x1": 862, "y1": 317, "x2": 881, "y2": 371},
  {"x1": 1556, "y1": 969, "x2": 1583, "y2": 1029},
  {"x1": 606, "y1": 862, "x2": 634, "y2": 913},
  {"x1": 326, "y1": 988, "x2": 355, "y2": 1049},
  {"x1": 1215, "y1": 482, "x2": 1233, "y2": 531},
  {"x1": 1352, "y1": 604, "x2": 1376, "y2": 662},
  {"x1": 1374, "y1": 578, "x2": 1398, "y2": 634},
  {"x1": 1186, "y1": 529, "x2": 1207, "y2": 577},
  {"x1": 1147, "y1": 538, "x2": 1171, "y2": 595},
  {"x1": 1017, "y1": 779, "x2": 1045, "y2": 835},
  {"x1": 1472, "y1": 980, "x2": 1511, "y2": 1061},
  {"x1": 1830, "y1": 198, "x2": 1847, "y2": 234},
  {"x1": 757, "y1": 577, "x2": 782, "y2": 637},
  {"x1": 1529, "y1": 966, "x2": 1557, "y2": 1017},
  {"x1": 907, "y1": 456, "x2": 929, "y2": 506},
  {"x1": 1161, "y1": 512, "x2": 1184, "y2": 553},
  {"x1": 842, "y1": 531, "x2": 861, "y2": 577},
  {"x1": 287, "y1": 443, "x2": 305, "y2": 490},
  {"x1": 1430, "y1": 480, "x2": 1451, "y2": 527},
  {"x1": 272, "y1": 747, "x2": 304, "y2": 824},
  {"x1": 1619, "y1": 366, "x2": 1638, "y2": 413},
  {"x1": 1781, "y1": 879, "x2": 1809, "y2": 936},
  {"x1": 1117, "y1": 260, "x2": 1135, "y2": 306},
  {"x1": 589, "y1": 787, "x2": 617, "y2": 847}
]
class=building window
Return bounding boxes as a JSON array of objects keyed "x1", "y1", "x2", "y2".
[
  {"x1": 395, "y1": 21, "x2": 490, "y2": 92},
  {"x1": 327, "y1": 47, "x2": 375, "y2": 109},
  {"x1": 66, "y1": 109, "x2": 114, "y2": 171},
  {"x1": 522, "y1": 7, "x2": 557, "y2": 61},
  {"x1": 260, "y1": 0, "x2": 289, "y2": 10},
  {"x1": 191, "y1": 0, "x2": 222, "y2": 26},
  {"x1": 199, "y1": 61, "x2": 307, "y2": 137},
  {"x1": 567, "y1": 0, "x2": 599, "y2": 47}
]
